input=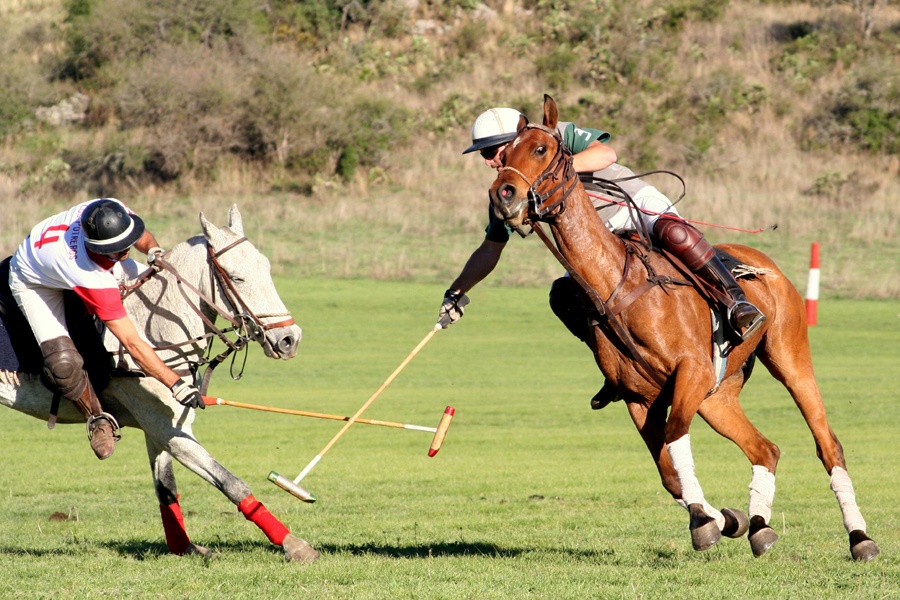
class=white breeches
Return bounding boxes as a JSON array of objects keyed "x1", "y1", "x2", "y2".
[
  {"x1": 604, "y1": 185, "x2": 680, "y2": 234},
  {"x1": 8, "y1": 264, "x2": 69, "y2": 344}
]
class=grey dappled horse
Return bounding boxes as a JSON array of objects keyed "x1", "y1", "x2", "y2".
[{"x1": 0, "y1": 205, "x2": 318, "y2": 563}]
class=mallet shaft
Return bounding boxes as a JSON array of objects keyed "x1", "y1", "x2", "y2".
[
  {"x1": 280, "y1": 323, "x2": 442, "y2": 489},
  {"x1": 202, "y1": 396, "x2": 437, "y2": 432}
]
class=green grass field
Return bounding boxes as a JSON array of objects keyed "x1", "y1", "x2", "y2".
[{"x1": 1, "y1": 278, "x2": 898, "y2": 598}]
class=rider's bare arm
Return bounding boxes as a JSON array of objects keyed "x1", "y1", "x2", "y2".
[
  {"x1": 449, "y1": 239, "x2": 506, "y2": 294},
  {"x1": 133, "y1": 229, "x2": 162, "y2": 255},
  {"x1": 572, "y1": 141, "x2": 617, "y2": 173},
  {"x1": 104, "y1": 316, "x2": 181, "y2": 388}
]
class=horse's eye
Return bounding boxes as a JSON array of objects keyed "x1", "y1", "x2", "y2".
[
  {"x1": 230, "y1": 275, "x2": 244, "y2": 283},
  {"x1": 536, "y1": 145, "x2": 547, "y2": 156}
]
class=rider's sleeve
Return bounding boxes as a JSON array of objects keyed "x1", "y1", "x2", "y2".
[
  {"x1": 72, "y1": 286, "x2": 127, "y2": 321},
  {"x1": 561, "y1": 122, "x2": 611, "y2": 153},
  {"x1": 484, "y1": 204, "x2": 512, "y2": 243}
]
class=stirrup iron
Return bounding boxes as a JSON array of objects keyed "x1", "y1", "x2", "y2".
[{"x1": 86, "y1": 412, "x2": 122, "y2": 442}]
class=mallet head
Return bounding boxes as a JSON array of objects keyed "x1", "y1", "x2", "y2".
[
  {"x1": 428, "y1": 406, "x2": 455, "y2": 457},
  {"x1": 268, "y1": 471, "x2": 316, "y2": 503}
]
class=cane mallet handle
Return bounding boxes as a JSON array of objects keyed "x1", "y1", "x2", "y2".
[
  {"x1": 428, "y1": 406, "x2": 455, "y2": 457},
  {"x1": 202, "y1": 396, "x2": 437, "y2": 432},
  {"x1": 270, "y1": 323, "x2": 442, "y2": 500}
]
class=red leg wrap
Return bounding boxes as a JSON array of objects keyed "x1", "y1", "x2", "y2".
[
  {"x1": 238, "y1": 495, "x2": 289, "y2": 546},
  {"x1": 159, "y1": 496, "x2": 191, "y2": 556}
]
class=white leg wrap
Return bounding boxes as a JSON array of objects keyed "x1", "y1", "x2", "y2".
[
  {"x1": 748, "y1": 465, "x2": 776, "y2": 524},
  {"x1": 673, "y1": 498, "x2": 724, "y2": 530},
  {"x1": 667, "y1": 435, "x2": 724, "y2": 527},
  {"x1": 830, "y1": 466, "x2": 867, "y2": 533}
]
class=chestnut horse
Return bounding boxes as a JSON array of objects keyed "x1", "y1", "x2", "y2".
[{"x1": 489, "y1": 94, "x2": 879, "y2": 560}]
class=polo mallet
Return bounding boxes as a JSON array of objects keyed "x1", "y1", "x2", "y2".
[
  {"x1": 202, "y1": 395, "x2": 452, "y2": 436},
  {"x1": 269, "y1": 323, "x2": 448, "y2": 503}
]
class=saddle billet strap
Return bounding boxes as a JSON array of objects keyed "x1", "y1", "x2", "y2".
[
  {"x1": 531, "y1": 222, "x2": 668, "y2": 388},
  {"x1": 48, "y1": 394, "x2": 60, "y2": 429}
]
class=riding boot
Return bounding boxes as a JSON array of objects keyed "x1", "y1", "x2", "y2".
[
  {"x1": 653, "y1": 215, "x2": 766, "y2": 342},
  {"x1": 73, "y1": 384, "x2": 120, "y2": 460},
  {"x1": 695, "y1": 256, "x2": 767, "y2": 341},
  {"x1": 549, "y1": 277, "x2": 619, "y2": 409},
  {"x1": 40, "y1": 337, "x2": 121, "y2": 460}
]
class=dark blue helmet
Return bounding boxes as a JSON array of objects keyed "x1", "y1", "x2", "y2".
[{"x1": 80, "y1": 199, "x2": 145, "y2": 254}]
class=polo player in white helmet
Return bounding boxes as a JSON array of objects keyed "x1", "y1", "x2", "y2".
[{"x1": 439, "y1": 106, "x2": 765, "y2": 409}]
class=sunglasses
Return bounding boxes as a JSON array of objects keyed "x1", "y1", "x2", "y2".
[{"x1": 479, "y1": 144, "x2": 504, "y2": 160}]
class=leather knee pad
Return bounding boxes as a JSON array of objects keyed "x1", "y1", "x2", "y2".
[
  {"x1": 40, "y1": 336, "x2": 87, "y2": 399},
  {"x1": 653, "y1": 215, "x2": 714, "y2": 270},
  {"x1": 548, "y1": 277, "x2": 592, "y2": 343}
]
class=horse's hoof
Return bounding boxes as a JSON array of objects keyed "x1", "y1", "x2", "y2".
[
  {"x1": 688, "y1": 503, "x2": 721, "y2": 551},
  {"x1": 185, "y1": 543, "x2": 215, "y2": 559},
  {"x1": 721, "y1": 507, "x2": 749, "y2": 538},
  {"x1": 748, "y1": 515, "x2": 778, "y2": 557},
  {"x1": 283, "y1": 534, "x2": 319, "y2": 564},
  {"x1": 849, "y1": 530, "x2": 880, "y2": 561}
]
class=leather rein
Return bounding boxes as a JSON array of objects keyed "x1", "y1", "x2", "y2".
[
  {"x1": 118, "y1": 237, "x2": 295, "y2": 390},
  {"x1": 498, "y1": 124, "x2": 669, "y2": 388}
]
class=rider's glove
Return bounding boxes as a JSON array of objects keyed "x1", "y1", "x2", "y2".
[
  {"x1": 171, "y1": 381, "x2": 205, "y2": 410},
  {"x1": 438, "y1": 289, "x2": 470, "y2": 329},
  {"x1": 147, "y1": 247, "x2": 165, "y2": 269}
]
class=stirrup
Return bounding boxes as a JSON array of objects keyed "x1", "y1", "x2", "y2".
[
  {"x1": 86, "y1": 412, "x2": 122, "y2": 442},
  {"x1": 728, "y1": 301, "x2": 766, "y2": 341}
]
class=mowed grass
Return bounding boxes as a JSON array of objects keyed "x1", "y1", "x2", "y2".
[{"x1": 0, "y1": 278, "x2": 897, "y2": 598}]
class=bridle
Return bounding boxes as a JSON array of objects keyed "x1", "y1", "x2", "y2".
[
  {"x1": 119, "y1": 236, "x2": 295, "y2": 389},
  {"x1": 497, "y1": 123, "x2": 580, "y2": 222}
]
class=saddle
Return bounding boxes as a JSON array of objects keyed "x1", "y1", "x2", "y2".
[{"x1": 0, "y1": 256, "x2": 114, "y2": 393}]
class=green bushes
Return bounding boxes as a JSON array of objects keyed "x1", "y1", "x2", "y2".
[
  {"x1": 803, "y1": 62, "x2": 900, "y2": 154},
  {"x1": 1, "y1": 0, "x2": 897, "y2": 198}
]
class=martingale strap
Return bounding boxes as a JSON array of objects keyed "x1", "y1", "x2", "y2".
[{"x1": 531, "y1": 222, "x2": 669, "y2": 388}]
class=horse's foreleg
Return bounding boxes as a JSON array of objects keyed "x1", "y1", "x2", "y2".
[
  {"x1": 626, "y1": 400, "x2": 680, "y2": 498},
  {"x1": 698, "y1": 374, "x2": 779, "y2": 555},
  {"x1": 146, "y1": 436, "x2": 213, "y2": 558},
  {"x1": 663, "y1": 366, "x2": 727, "y2": 550}
]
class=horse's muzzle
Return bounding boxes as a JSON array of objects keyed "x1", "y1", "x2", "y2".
[
  {"x1": 490, "y1": 182, "x2": 528, "y2": 222},
  {"x1": 265, "y1": 325, "x2": 302, "y2": 360}
]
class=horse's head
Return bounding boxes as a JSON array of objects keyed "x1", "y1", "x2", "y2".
[
  {"x1": 199, "y1": 205, "x2": 302, "y2": 359},
  {"x1": 489, "y1": 94, "x2": 573, "y2": 228}
]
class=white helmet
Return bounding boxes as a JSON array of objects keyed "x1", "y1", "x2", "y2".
[{"x1": 462, "y1": 107, "x2": 526, "y2": 154}]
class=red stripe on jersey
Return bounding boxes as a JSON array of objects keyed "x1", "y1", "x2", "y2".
[{"x1": 72, "y1": 285, "x2": 127, "y2": 321}]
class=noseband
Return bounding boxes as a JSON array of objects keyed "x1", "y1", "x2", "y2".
[{"x1": 498, "y1": 123, "x2": 580, "y2": 221}]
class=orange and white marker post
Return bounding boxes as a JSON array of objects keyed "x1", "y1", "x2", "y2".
[{"x1": 805, "y1": 242, "x2": 820, "y2": 326}]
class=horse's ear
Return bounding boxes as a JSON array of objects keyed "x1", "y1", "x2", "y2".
[
  {"x1": 227, "y1": 204, "x2": 244, "y2": 236},
  {"x1": 542, "y1": 94, "x2": 558, "y2": 129},
  {"x1": 516, "y1": 114, "x2": 527, "y2": 132},
  {"x1": 200, "y1": 212, "x2": 225, "y2": 247}
]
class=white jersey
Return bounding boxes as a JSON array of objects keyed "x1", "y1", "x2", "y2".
[{"x1": 10, "y1": 199, "x2": 130, "y2": 322}]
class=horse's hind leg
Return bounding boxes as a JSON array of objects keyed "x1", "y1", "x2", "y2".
[
  {"x1": 757, "y1": 303, "x2": 879, "y2": 561},
  {"x1": 698, "y1": 372, "x2": 780, "y2": 556},
  {"x1": 147, "y1": 437, "x2": 214, "y2": 558}
]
